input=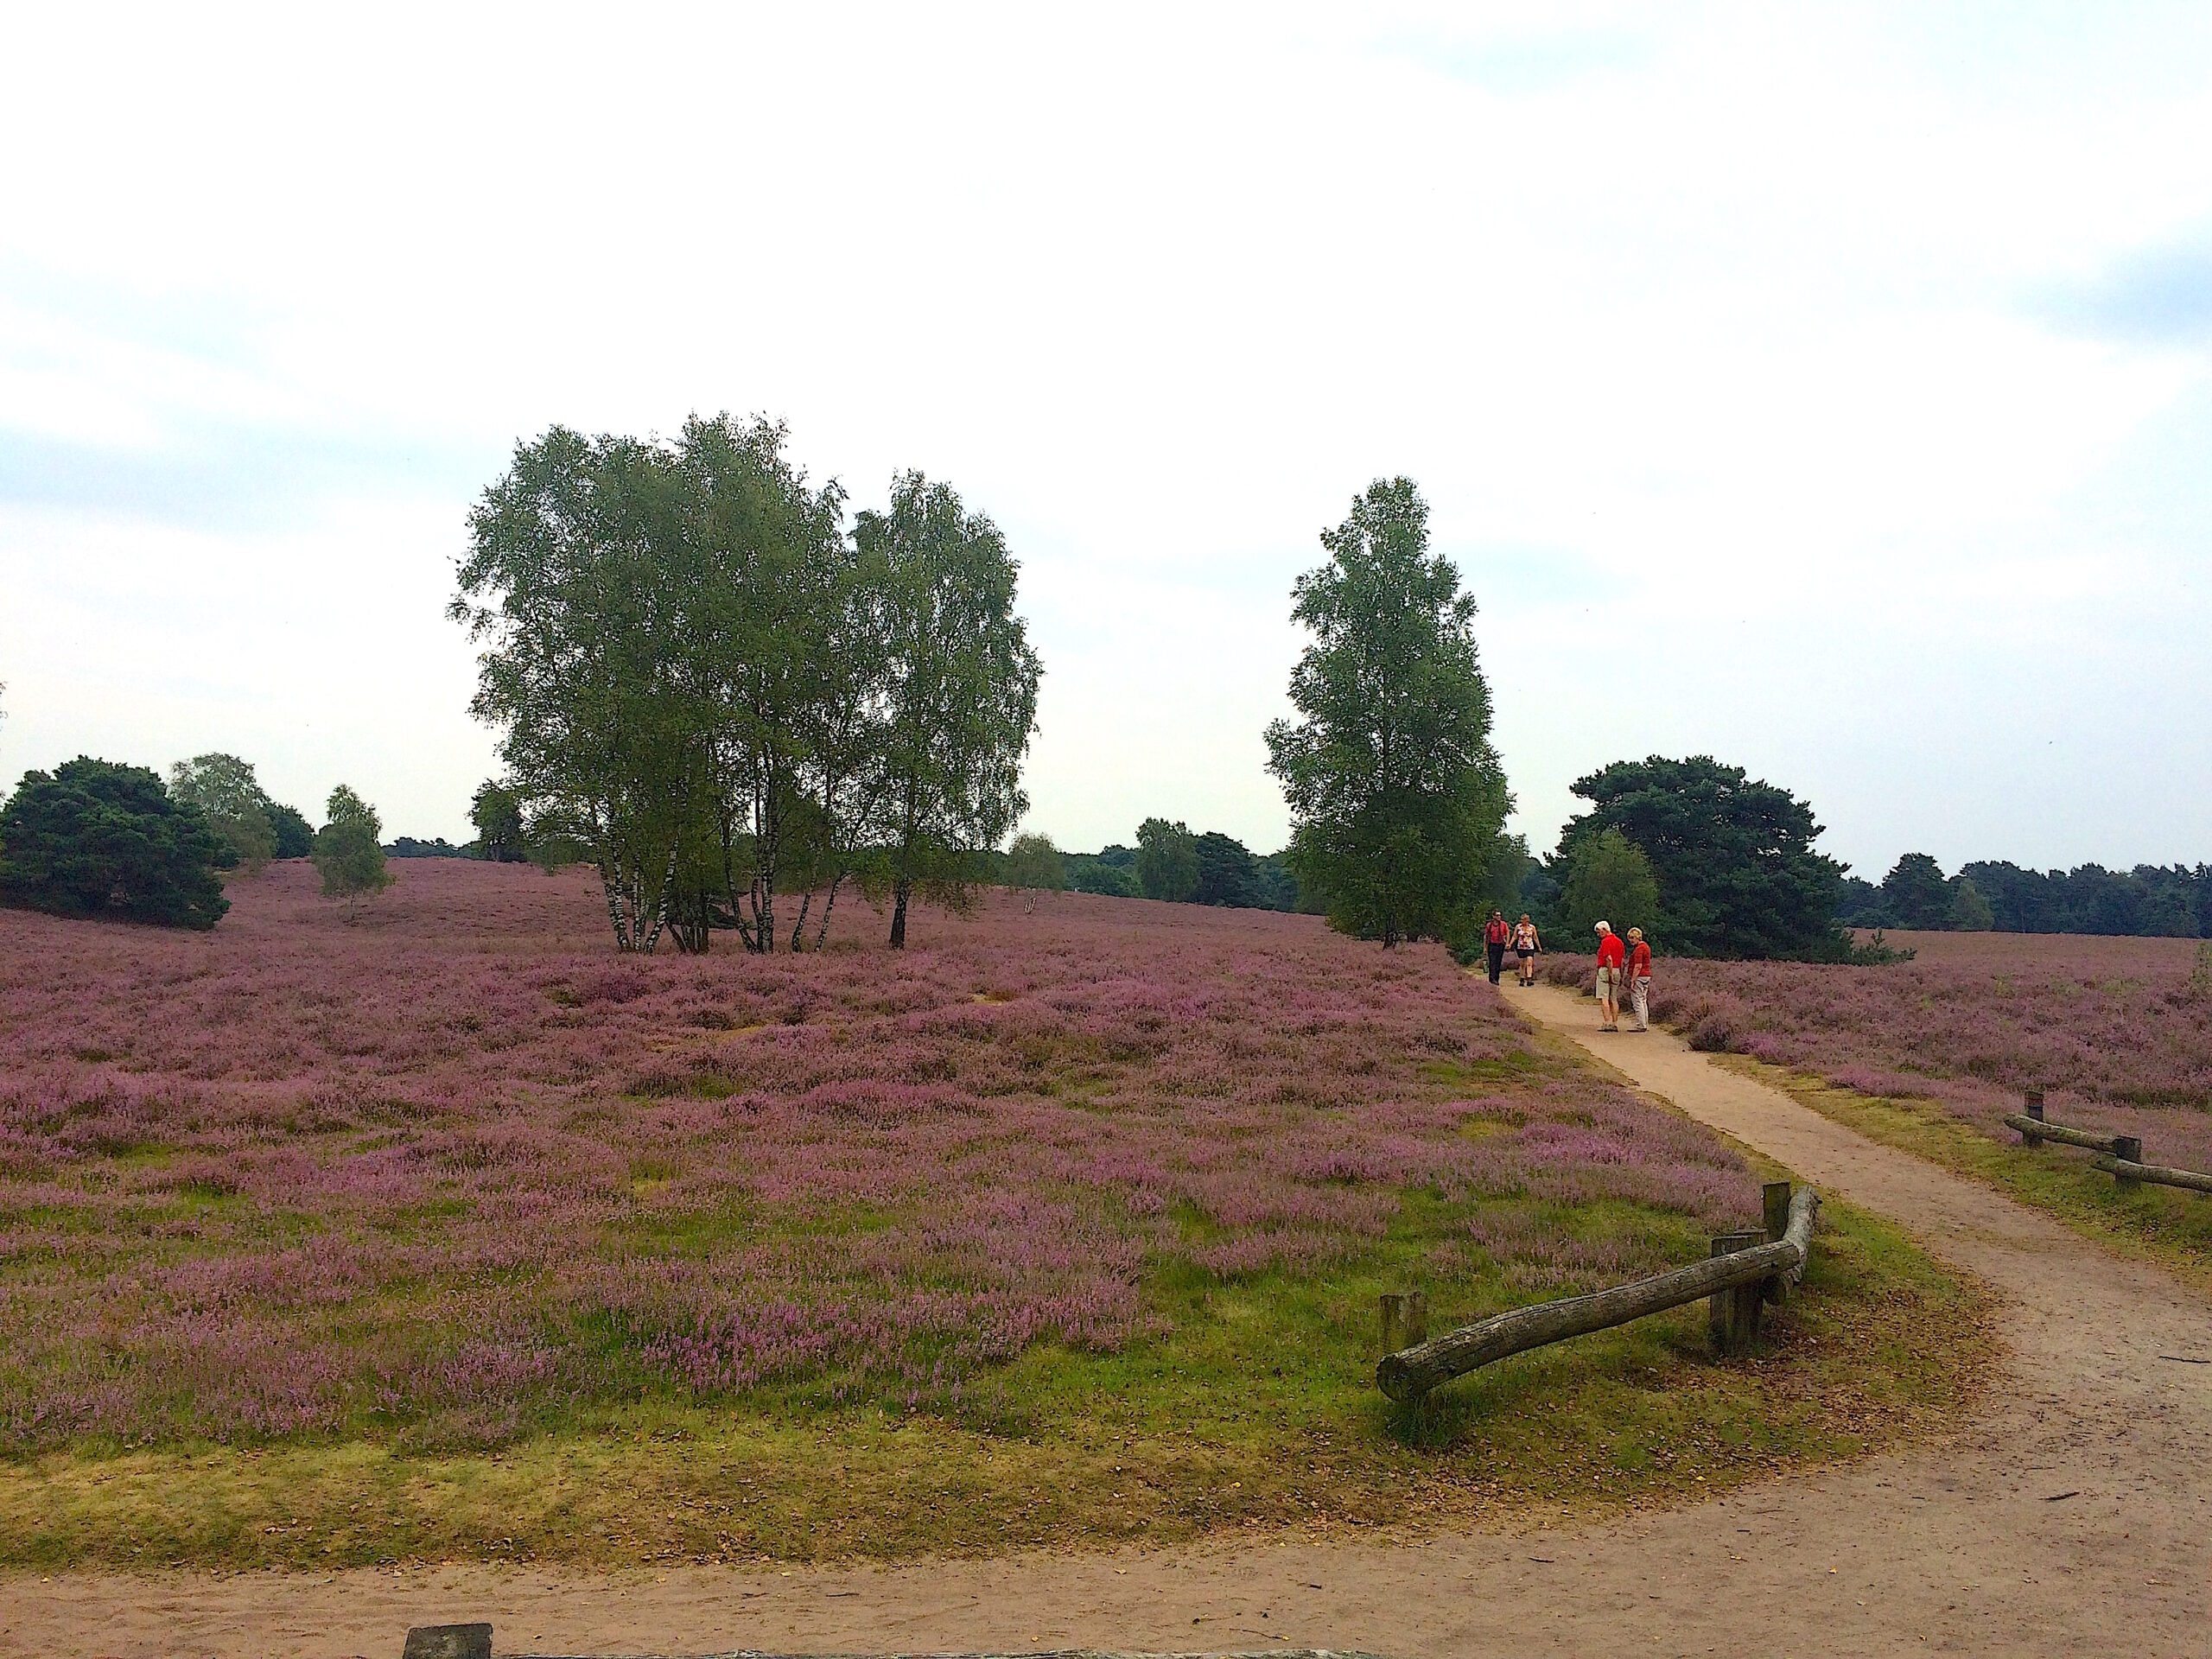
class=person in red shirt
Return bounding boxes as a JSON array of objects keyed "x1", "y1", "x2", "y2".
[
  {"x1": 1593, "y1": 921, "x2": 1626, "y2": 1031},
  {"x1": 1483, "y1": 909, "x2": 1510, "y2": 985},
  {"x1": 1624, "y1": 926, "x2": 1653, "y2": 1032}
]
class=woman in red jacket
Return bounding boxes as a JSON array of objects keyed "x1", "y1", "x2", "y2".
[{"x1": 1625, "y1": 926, "x2": 1652, "y2": 1032}]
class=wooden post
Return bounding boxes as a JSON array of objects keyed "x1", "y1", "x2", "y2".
[
  {"x1": 1763, "y1": 1181, "x2": 1793, "y2": 1242},
  {"x1": 1708, "y1": 1230, "x2": 1765, "y2": 1357},
  {"x1": 403, "y1": 1628, "x2": 491, "y2": 1659},
  {"x1": 1380, "y1": 1290, "x2": 1429, "y2": 1356},
  {"x1": 1761, "y1": 1182, "x2": 1795, "y2": 1305},
  {"x1": 2023, "y1": 1093, "x2": 2045, "y2": 1147},
  {"x1": 2113, "y1": 1135, "x2": 2143, "y2": 1185}
]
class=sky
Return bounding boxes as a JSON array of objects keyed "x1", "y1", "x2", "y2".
[{"x1": 3, "y1": 3, "x2": 2209, "y2": 880}]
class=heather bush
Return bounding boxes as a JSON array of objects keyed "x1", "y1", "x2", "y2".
[{"x1": 0, "y1": 861, "x2": 1758, "y2": 1452}]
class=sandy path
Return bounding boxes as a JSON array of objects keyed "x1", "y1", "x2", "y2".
[{"x1": 8, "y1": 982, "x2": 2208, "y2": 1659}]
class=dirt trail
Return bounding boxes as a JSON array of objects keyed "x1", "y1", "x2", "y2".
[{"x1": 8, "y1": 983, "x2": 2208, "y2": 1659}]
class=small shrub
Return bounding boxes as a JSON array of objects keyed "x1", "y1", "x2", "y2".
[{"x1": 1688, "y1": 1012, "x2": 1740, "y2": 1052}]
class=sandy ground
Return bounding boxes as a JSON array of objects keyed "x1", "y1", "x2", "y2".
[{"x1": 6, "y1": 981, "x2": 2207, "y2": 1659}]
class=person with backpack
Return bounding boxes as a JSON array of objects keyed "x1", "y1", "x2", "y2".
[
  {"x1": 1593, "y1": 920, "x2": 1625, "y2": 1031},
  {"x1": 1624, "y1": 925, "x2": 1652, "y2": 1031},
  {"x1": 1482, "y1": 909, "x2": 1510, "y2": 985}
]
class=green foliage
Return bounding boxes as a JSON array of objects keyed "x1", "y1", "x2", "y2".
[
  {"x1": 313, "y1": 785, "x2": 394, "y2": 910},
  {"x1": 167, "y1": 753, "x2": 281, "y2": 874},
  {"x1": 2192, "y1": 941, "x2": 2212, "y2": 1001},
  {"x1": 1847, "y1": 929, "x2": 1917, "y2": 965},
  {"x1": 267, "y1": 803, "x2": 315, "y2": 861},
  {"x1": 1558, "y1": 755, "x2": 1847, "y2": 960},
  {"x1": 1255, "y1": 850, "x2": 1306, "y2": 912},
  {"x1": 0, "y1": 758, "x2": 230, "y2": 929},
  {"x1": 1557, "y1": 828, "x2": 1661, "y2": 944},
  {"x1": 1064, "y1": 851, "x2": 1138, "y2": 897},
  {"x1": 1881, "y1": 853, "x2": 1950, "y2": 930},
  {"x1": 469, "y1": 782, "x2": 528, "y2": 863},
  {"x1": 1946, "y1": 874, "x2": 1993, "y2": 931},
  {"x1": 860, "y1": 472, "x2": 1043, "y2": 948},
  {"x1": 1135, "y1": 817, "x2": 1198, "y2": 902},
  {"x1": 1004, "y1": 832, "x2": 1065, "y2": 892},
  {"x1": 1264, "y1": 478, "x2": 1510, "y2": 947},
  {"x1": 1192, "y1": 831, "x2": 1258, "y2": 907},
  {"x1": 1958, "y1": 859, "x2": 2211, "y2": 938}
]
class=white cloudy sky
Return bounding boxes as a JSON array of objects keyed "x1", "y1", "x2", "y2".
[{"x1": 3, "y1": 3, "x2": 2209, "y2": 877}]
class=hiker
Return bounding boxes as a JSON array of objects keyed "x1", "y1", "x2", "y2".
[
  {"x1": 1513, "y1": 912, "x2": 1541, "y2": 985},
  {"x1": 1483, "y1": 908, "x2": 1510, "y2": 985},
  {"x1": 1625, "y1": 925, "x2": 1652, "y2": 1031},
  {"x1": 1593, "y1": 920, "x2": 1624, "y2": 1031}
]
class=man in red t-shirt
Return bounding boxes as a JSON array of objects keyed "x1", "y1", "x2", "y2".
[
  {"x1": 1594, "y1": 921, "x2": 1626, "y2": 1031},
  {"x1": 1483, "y1": 909, "x2": 1510, "y2": 985},
  {"x1": 1625, "y1": 926, "x2": 1653, "y2": 1031}
]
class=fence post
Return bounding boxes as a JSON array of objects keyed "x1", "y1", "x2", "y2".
[
  {"x1": 2023, "y1": 1091, "x2": 2045, "y2": 1147},
  {"x1": 1708, "y1": 1231, "x2": 1766, "y2": 1357},
  {"x1": 1760, "y1": 1182, "x2": 1795, "y2": 1305},
  {"x1": 403, "y1": 1629, "x2": 492, "y2": 1659},
  {"x1": 1380, "y1": 1290, "x2": 1429, "y2": 1356},
  {"x1": 2113, "y1": 1135, "x2": 2143, "y2": 1186}
]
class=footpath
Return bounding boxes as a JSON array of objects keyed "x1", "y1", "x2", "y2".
[{"x1": 5, "y1": 983, "x2": 2208, "y2": 1658}]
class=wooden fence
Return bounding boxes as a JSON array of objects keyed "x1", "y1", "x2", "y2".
[
  {"x1": 404, "y1": 1630, "x2": 1378, "y2": 1659},
  {"x1": 2004, "y1": 1094, "x2": 2212, "y2": 1196},
  {"x1": 1375, "y1": 1181, "x2": 1819, "y2": 1403}
]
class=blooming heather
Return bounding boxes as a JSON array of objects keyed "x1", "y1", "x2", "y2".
[{"x1": 0, "y1": 861, "x2": 1755, "y2": 1449}]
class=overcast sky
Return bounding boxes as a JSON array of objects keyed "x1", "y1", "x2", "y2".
[{"x1": 3, "y1": 3, "x2": 2209, "y2": 878}]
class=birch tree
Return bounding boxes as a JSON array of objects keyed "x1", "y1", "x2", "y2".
[{"x1": 856, "y1": 474, "x2": 1041, "y2": 949}]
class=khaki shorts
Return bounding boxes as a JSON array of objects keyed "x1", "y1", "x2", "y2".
[{"x1": 1593, "y1": 965, "x2": 1616, "y2": 995}]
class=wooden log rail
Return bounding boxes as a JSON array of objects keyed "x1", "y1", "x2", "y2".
[
  {"x1": 2005, "y1": 1095, "x2": 2210, "y2": 1196},
  {"x1": 1376, "y1": 1184, "x2": 1819, "y2": 1403},
  {"x1": 2094, "y1": 1155, "x2": 2212, "y2": 1195},
  {"x1": 2000, "y1": 1110, "x2": 2126, "y2": 1156},
  {"x1": 404, "y1": 1630, "x2": 1382, "y2": 1659}
]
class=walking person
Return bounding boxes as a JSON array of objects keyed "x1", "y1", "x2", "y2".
[
  {"x1": 1593, "y1": 920, "x2": 1624, "y2": 1031},
  {"x1": 1624, "y1": 925, "x2": 1652, "y2": 1032},
  {"x1": 1513, "y1": 913, "x2": 1541, "y2": 985},
  {"x1": 1482, "y1": 908, "x2": 1510, "y2": 986}
]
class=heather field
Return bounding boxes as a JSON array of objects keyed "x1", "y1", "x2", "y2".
[
  {"x1": 0, "y1": 865, "x2": 1978, "y2": 1566},
  {"x1": 1541, "y1": 931, "x2": 2212, "y2": 1268}
]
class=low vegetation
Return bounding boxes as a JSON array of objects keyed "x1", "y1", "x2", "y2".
[
  {"x1": 0, "y1": 864, "x2": 1983, "y2": 1564},
  {"x1": 1543, "y1": 931, "x2": 2212, "y2": 1272}
]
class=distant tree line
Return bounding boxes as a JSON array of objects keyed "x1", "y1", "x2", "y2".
[
  {"x1": 450, "y1": 415, "x2": 1041, "y2": 953},
  {"x1": 0, "y1": 750, "x2": 391, "y2": 928},
  {"x1": 1840, "y1": 855, "x2": 2212, "y2": 937},
  {"x1": 996, "y1": 822, "x2": 1309, "y2": 911}
]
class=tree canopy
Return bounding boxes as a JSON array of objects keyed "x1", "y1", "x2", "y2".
[
  {"x1": 454, "y1": 419, "x2": 1039, "y2": 954},
  {"x1": 313, "y1": 784, "x2": 394, "y2": 911},
  {"x1": 0, "y1": 758, "x2": 230, "y2": 929},
  {"x1": 469, "y1": 782, "x2": 529, "y2": 862},
  {"x1": 859, "y1": 472, "x2": 1042, "y2": 949},
  {"x1": 1135, "y1": 817, "x2": 1198, "y2": 902},
  {"x1": 1557, "y1": 827, "x2": 1661, "y2": 944},
  {"x1": 1557, "y1": 755, "x2": 1845, "y2": 959},
  {"x1": 1265, "y1": 478, "x2": 1510, "y2": 947}
]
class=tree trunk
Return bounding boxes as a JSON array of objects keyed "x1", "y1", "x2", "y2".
[
  {"x1": 788, "y1": 888, "x2": 814, "y2": 952},
  {"x1": 890, "y1": 878, "x2": 911, "y2": 949},
  {"x1": 813, "y1": 872, "x2": 845, "y2": 951}
]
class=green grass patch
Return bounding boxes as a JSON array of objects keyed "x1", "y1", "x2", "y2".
[
  {"x1": 1713, "y1": 1058, "x2": 2212, "y2": 1289},
  {"x1": 0, "y1": 1181, "x2": 1990, "y2": 1569}
]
